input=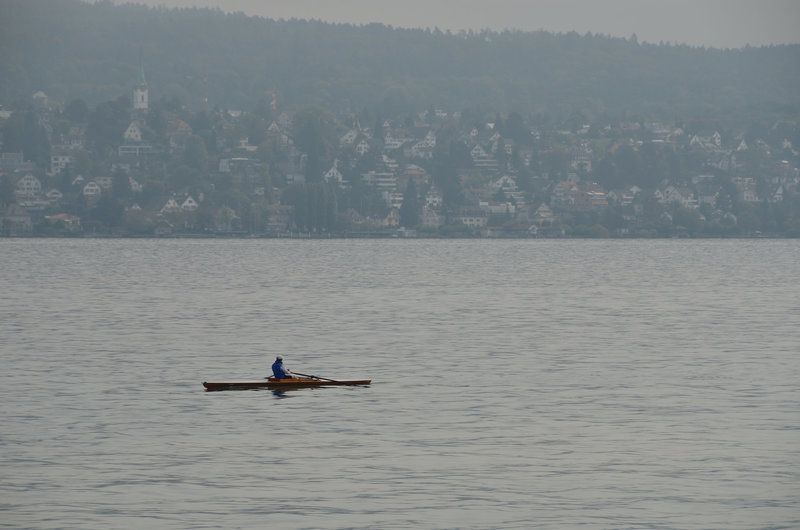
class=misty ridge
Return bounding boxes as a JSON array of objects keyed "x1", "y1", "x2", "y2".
[{"x1": 1, "y1": 0, "x2": 799, "y2": 120}]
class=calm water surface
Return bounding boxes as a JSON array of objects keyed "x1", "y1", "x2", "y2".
[{"x1": 1, "y1": 239, "x2": 799, "y2": 529}]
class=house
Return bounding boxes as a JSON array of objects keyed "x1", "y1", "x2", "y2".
[
  {"x1": 425, "y1": 186, "x2": 443, "y2": 208},
  {"x1": 383, "y1": 208, "x2": 400, "y2": 227},
  {"x1": 340, "y1": 129, "x2": 358, "y2": 146},
  {"x1": 45, "y1": 188, "x2": 63, "y2": 203},
  {"x1": 50, "y1": 151, "x2": 74, "y2": 176},
  {"x1": 167, "y1": 119, "x2": 192, "y2": 137},
  {"x1": 419, "y1": 205, "x2": 443, "y2": 228},
  {"x1": 94, "y1": 176, "x2": 113, "y2": 190},
  {"x1": 453, "y1": 210, "x2": 489, "y2": 228},
  {"x1": 383, "y1": 191, "x2": 404, "y2": 209},
  {"x1": 730, "y1": 177, "x2": 760, "y2": 203},
  {"x1": 689, "y1": 131, "x2": 722, "y2": 151},
  {"x1": 0, "y1": 152, "x2": 24, "y2": 172},
  {"x1": 118, "y1": 144, "x2": 155, "y2": 157},
  {"x1": 362, "y1": 171, "x2": 396, "y2": 191},
  {"x1": 381, "y1": 154, "x2": 399, "y2": 172},
  {"x1": 82, "y1": 181, "x2": 102, "y2": 199},
  {"x1": 160, "y1": 198, "x2": 181, "y2": 213},
  {"x1": 480, "y1": 200, "x2": 516, "y2": 216},
  {"x1": 124, "y1": 121, "x2": 143, "y2": 142},
  {"x1": 383, "y1": 134, "x2": 408, "y2": 151},
  {"x1": 45, "y1": 213, "x2": 82, "y2": 233},
  {"x1": 15, "y1": 174, "x2": 42, "y2": 197},
  {"x1": 471, "y1": 144, "x2": 499, "y2": 173},
  {"x1": 397, "y1": 165, "x2": 428, "y2": 192},
  {"x1": 768, "y1": 185, "x2": 784, "y2": 203},
  {"x1": 573, "y1": 188, "x2": 609, "y2": 211},
  {"x1": 696, "y1": 184, "x2": 719, "y2": 207},
  {"x1": 181, "y1": 196, "x2": 199, "y2": 211},
  {"x1": 355, "y1": 139, "x2": 371, "y2": 156},
  {"x1": 550, "y1": 181, "x2": 577, "y2": 209},
  {"x1": 57, "y1": 126, "x2": 86, "y2": 150},
  {"x1": 531, "y1": 203, "x2": 556, "y2": 226},
  {"x1": 607, "y1": 189, "x2": 635, "y2": 207},
  {"x1": 491, "y1": 175, "x2": 517, "y2": 193},
  {"x1": 276, "y1": 112, "x2": 293, "y2": 130},
  {"x1": 323, "y1": 161, "x2": 344, "y2": 185},
  {"x1": 129, "y1": 177, "x2": 143, "y2": 193},
  {"x1": 167, "y1": 119, "x2": 193, "y2": 151},
  {"x1": 408, "y1": 140, "x2": 434, "y2": 160},
  {"x1": 266, "y1": 121, "x2": 282, "y2": 138}
]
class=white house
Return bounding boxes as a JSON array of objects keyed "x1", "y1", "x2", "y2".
[
  {"x1": 93, "y1": 176, "x2": 112, "y2": 189},
  {"x1": 491, "y1": 175, "x2": 518, "y2": 193},
  {"x1": 340, "y1": 129, "x2": 358, "y2": 146},
  {"x1": 420, "y1": 205, "x2": 443, "y2": 228},
  {"x1": 45, "y1": 188, "x2": 63, "y2": 202},
  {"x1": 15, "y1": 174, "x2": 42, "y2": 196},
  {"x1": 323, "y1": 161, "x2": 344, "y2": 184},
  {"x1": 181, "y1": 196, "x2": 199, "y2": 211},
  {"x1": 82, "y1": 181, "x2": 102, "y2": 199},
  {"x1": 124, "y1": 121, "x2": 143, "y2": 142},
  {"x1": 355, "y1": 139, "x2": 371, "y2": 156},
  {"x1": 480, "y1": 200, "x2": 516, "y2": 215},
  {"x1": 129, "y1": 177, "x2": 143, "y2": 193},
  {"x1": 425, "y1": 186, "x2": 443, "y2": 208},
  {"x1": 160, "y1": 198, "x2": 181, "y2": 213},
  {"x1": 383, "y1": 134, "x2": 408, "y2": 150},
  {"x1": 50, "y1": 152, "x2": 74, "y2": 176}
]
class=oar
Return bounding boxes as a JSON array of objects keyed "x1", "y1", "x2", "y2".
[{"x1": 293, "y1": 372, "x2": 350, "y2": 384}]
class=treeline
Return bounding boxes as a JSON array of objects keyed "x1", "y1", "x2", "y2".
[{"x1": 1, "y1": 0, "x2": 799, "y2": 121}]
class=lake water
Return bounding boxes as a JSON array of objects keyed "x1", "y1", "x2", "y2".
[{"x1": 1, "y1": 238, "x2": 799, "y2": 529}]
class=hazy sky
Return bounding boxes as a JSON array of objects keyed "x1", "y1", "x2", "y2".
[{"x1": 126, "y1": 0, "x2": 800, "y2": 49}]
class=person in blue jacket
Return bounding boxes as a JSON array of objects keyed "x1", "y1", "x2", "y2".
[{"x1": 271, "y1": 356, "x2": 294, "y2": 379}]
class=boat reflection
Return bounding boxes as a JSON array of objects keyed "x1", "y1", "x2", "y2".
[{"x1": 270, "y1": 388, "x2": 304, "y2": 398}]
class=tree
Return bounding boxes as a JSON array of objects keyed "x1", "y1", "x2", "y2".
[
  {"x1": 673, "y1": 206, "x2": 705, "y2": 235},
  {"x1": 183, "y1": 134, "x2": 208, "y2": 171},
  {"x1": 64, "y1": 99, "x2": 89, "y2": 123},
  {"x1": 293, "y1": 106, "x2": 335, "y2": 183},
  {"x1": 242, "y1": 113, "x2": 266, "y2": 145},
  {"x1": 90, "y1": 196, "x2": 124, "y2": 228},
  {"x1": 0, "y1": 174, "x2": 14, "y2": 207},
  {"x1": 87, "y1": 96, "x2": 130, "y2": 154},
  {"x1": 112, "y1": 170, "x2": 131, "y2": 201},
  {"x1": 399, "y1": 178, "x2": 420, "y2": 228},
  {"x1": 505, "y1": 112, "x2": 530, "y2": 145},
  {"x1": 1, "y1": 107, "x2": 51, "y2": 168},
  {"x1": 284, "y1": 182, "x2": 338, "y2": 232},
  {"x1": 72, "y1": 149, "x2": 93, "y2": 178}
]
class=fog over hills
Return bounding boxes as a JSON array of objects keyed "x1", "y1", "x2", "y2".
[{"x1": 1, "y1": 0, "x2": 799, "y2": 120}]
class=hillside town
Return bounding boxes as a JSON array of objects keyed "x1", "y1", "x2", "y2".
[{"x1": 2, "y1": 66, "x2": 799, "y2": 238}]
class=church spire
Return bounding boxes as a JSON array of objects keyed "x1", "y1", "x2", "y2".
[
  {"x1": 133, "y1": 52, "x2": 149, "y2": 114},
  {"x1": 136, "y1": 58, "x2": 147, "y2": 88}
]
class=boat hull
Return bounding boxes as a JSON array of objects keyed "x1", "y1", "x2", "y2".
[{"x1": 203, "y1": 378, "x2": 371, "y2": 391}]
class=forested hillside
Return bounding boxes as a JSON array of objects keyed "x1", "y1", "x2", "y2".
[{"x1": 1, "y1": 0, "x2": 799, "y2": 121}]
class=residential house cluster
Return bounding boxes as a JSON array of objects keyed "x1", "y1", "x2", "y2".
[{"x1": 2, "y1": 75, "x2": 799, "y2": 236}]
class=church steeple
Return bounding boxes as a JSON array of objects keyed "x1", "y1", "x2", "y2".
[
  {"x1": 136, "y1": 60, "x2": 147, "y2": 88},
  {"x1": 133, "y1": 54, "x2": 148, "y2": 114}
]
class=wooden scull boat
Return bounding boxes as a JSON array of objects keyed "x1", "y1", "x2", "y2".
[{"x1": 203, "y1": 377, "x2": 371, "y2": 391}]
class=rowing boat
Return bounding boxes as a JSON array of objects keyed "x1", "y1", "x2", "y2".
[{"x1": 202, "y1": 377, "x2": 371, "y2": 391}]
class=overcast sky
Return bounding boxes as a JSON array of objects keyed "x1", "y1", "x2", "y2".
[{"x1": 126, "y1": 0, "x2": 799, "y2": 49}]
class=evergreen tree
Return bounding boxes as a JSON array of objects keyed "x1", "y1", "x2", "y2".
[{"x1": 399, "y1": 178, "x2": 419, "y2": 228}]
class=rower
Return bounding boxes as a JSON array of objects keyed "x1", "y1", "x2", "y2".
[{"x1": 271, "y1": 356, "x2": 294, "y2": 379}]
